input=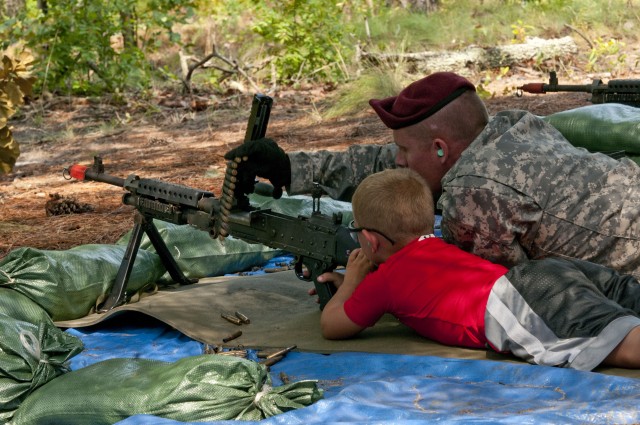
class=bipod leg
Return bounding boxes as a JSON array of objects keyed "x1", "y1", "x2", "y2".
[
  {"x1": 143, "y1": 216, "x2": 197, "y2": 286},
  {"x1": 98, "y1": 214, "x2": 146, "y2": 313}
]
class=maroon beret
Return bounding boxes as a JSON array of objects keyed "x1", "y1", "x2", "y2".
[{"x1": 369, "y1": 72, "x2": 475, "y2": 130}]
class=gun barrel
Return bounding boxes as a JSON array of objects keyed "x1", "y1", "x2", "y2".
[
  {"x1": 67, "y1": 164, "x2": 126, "y2": 187},
  {"x1": 518, "y1": 83, "x2": 546, "y2": 94},
  {"x1": 518, "y1": 83, "x2": 594, "y2": 94},
  {"x1": 543, "y1": 84, "x2": 595, "y2": 93}
]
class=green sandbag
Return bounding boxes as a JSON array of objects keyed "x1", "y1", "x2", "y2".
[
  {"x1": 0, "y1": 288, "x2": 84, "y2": 423},
  {"x1": 11, "y1": 354, "x2": 323, "y2": 424},
  {"x1": 249, "y1": 192, "x2": 354, "y2": 221},
  {"x1": 543, "y1": 103, "x2": 640, "y2": 155},
  {"x1": 0, "y1": 244, "x2": 164, "y2": 321},
  {"x1": 116, "y1": 221, "x2": 282, "y2": 284}
]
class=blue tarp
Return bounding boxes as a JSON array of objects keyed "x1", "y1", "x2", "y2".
[
  {"x1": 63, "y1": 311, "x2": 640, "y2": 425},
  {"x1": 58, "y1": 218, "x2": 640, "y2": 424}
]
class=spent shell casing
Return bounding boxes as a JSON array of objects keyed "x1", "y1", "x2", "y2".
[
  {"x1": 218, "y1": 349, "x2": 247, "y2": 358},
  {"x1": 264, "y1": 267, "x2": 290, "y2": 273},
  {"x1": 266, "y1": 345, "x2": 297, "y2": 359},
  {"x1": 260, "y1": 355, "x2": 284, "y2": 367},
  {"x1": 221, "y1": 312, "x2": 242, "y2": 325},
  {"x1": 204, "y1": 344, "x2": 219, "y2": 354},
  {"x1": 234, "y1": 311, "x2": 250, "y2": 324},
  {"x1": 222, "y1": 330, "x2": 242, "y2": 343}
]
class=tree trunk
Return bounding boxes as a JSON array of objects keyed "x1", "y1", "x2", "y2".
[
  {"x1": 389, "y1": 0, "x2": 439, "y2": 13},
  {"x1": 37, "y1": 0, "x2": 47, "y2": 14},
  {"x1": 360, "y1": 36, "x2": 578, "y2": 74},
  {"x1": 120, "y1": 11, "x2": 137, "y2": 50}
]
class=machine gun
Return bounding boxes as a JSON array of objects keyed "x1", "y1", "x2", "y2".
[
  {"x1": 517, "y1": 71, "x2": 640, "y2": 107},
  {"x1": 63, "y1": 94, "x2": 357, "y2": 312}
]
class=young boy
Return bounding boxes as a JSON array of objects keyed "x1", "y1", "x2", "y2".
[{"x1": 320, "y1": 168, "x2": 640, "y2": 371}]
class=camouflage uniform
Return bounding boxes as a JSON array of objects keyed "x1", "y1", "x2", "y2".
[
  {"x1": 288, "y1": 110, "x2": 640, "y2": 278},
  {"x1": 288, "y1": 144, "x2": 396, "y2": 201}
]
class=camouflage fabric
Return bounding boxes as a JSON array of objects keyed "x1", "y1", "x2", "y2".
[
  {"x1": 289, "y1": 110, "x2": 640, "y2": 278},
  {"x1": 440, "y1": 110, "x2": 640, "y2": 278},
  {"x1": 288, "y1": 144, "x2": 396, "y2": 201}
]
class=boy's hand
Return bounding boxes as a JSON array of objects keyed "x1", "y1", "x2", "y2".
[
  {"x1": 307, "y1": 271, "x2": 345, "y2": 302},
  {"x1": 320, "y1": 248, "x2": 371, "y2": 340},
  {"x1": 344, "y1": 248, "x2": 374, "y2": 284}
]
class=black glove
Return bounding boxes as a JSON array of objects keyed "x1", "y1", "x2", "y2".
[{"x1": 224, "y1": 138, "x2": 291, "y2": 199}]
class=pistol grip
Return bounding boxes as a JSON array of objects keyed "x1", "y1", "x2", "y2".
[{"x1": 294, "y1": 259, "x2": 336, "y2": 310}]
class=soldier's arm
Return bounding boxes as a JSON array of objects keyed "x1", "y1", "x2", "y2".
[
  {"x1": 287, "y1": 144, "x2": 397, "y2": 201},
  {"x1": 439, "y1": 181, "x2": 541, "y2": 267}
]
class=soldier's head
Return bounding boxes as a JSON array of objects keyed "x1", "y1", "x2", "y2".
[
  {"x1": 369, "y1": 72, "x2": 488, "y2": 197},
  {"x1": 350, "y1": 168, "x2": 435, "y2": 261}
]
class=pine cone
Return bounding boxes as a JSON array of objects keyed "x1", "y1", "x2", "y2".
[{"x1": 45, "y1": 193, "x2": 95, "y2": 216}]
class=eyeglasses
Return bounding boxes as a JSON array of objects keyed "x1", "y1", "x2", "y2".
[{"x1": 347, "y1": 220, "x2": 395, "y2": 245}]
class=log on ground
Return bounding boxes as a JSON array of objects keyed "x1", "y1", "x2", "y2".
[{"x1": 360, "y1": 36, "x2": 578, "y2": 73}]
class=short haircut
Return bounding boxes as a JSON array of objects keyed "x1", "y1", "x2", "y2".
[
  {"x1": 352, "y1": 168, "x2": 435, "y2": 243},
  {"x1": 434, "y1": 90, "x2": 489, "y2": 144},
  {"x1": 413, "y1": 90, "x2": 489, "y2": 149}
]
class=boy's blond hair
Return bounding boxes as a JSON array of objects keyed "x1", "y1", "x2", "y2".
[{"x1": 352, "y1": 168, "x2": 435, "y2": 244}]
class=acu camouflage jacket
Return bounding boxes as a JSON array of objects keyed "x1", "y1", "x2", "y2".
[{"x1": 287, "y1": 110, "x2": 640, "y2": 278}]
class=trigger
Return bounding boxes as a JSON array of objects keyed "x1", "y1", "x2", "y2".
[{"x1": 294, "y1": 259, "x2": 311, "y2": 281}]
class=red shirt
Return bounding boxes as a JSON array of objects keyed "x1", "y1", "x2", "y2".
[{"x1": 344, "y1": 236, "x2": 508, "y2": 348}]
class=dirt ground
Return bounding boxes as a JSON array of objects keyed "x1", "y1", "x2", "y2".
[{"x1": 0, "y1": 73, "x2": 595, "y2": 258}]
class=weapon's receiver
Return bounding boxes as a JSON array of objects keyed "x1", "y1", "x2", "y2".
[{"x1": 226, "y1": 205, "x2": 356, "y2": 308}]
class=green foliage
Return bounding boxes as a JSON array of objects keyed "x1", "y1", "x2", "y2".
[
  {"x1": 510, "y1": 20, "x2": 535, "y2": 43},
  {"x1": 361, "y1": 8, "x2": 438, "y2": 49},
  {"x1": 363, "y1": 0, "x2": 637, "y2": 53},
  {"x1": 0, "y1": 0, "x2": 195, "y2": 95},
  {"x1": 0, "y1": 0, "x2": 637, "y2": 96},
  {"x1": 251, "y1": 0, "x2": 358, "y2": 85},
  {"x1": 587, "y1": 37, "x2": 627, "y2": 74},
  {"x1": 324, "y1": 68, "x2": 408, "y2": 119},
  {"x1": 0, "y1": 50, "x2": 35, "y2": 173}
]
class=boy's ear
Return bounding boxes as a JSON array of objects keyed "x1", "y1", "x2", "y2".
[{"x1": 361, "y1": 229, "x2": 380, "y2": 252}]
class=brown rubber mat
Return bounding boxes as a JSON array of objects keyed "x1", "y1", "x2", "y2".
[{"x1": 55, "y1": 270, "x2": 640, "y2": 379}]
